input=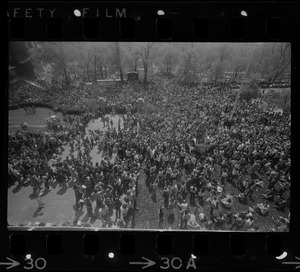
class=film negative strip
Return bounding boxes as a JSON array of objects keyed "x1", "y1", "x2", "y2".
[{"x1": 2, "y1": 0, "x2": 300, "y2": 271}]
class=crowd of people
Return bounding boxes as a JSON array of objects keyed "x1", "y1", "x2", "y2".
[
  {"x1": 8, "y1": 76, "x2": 290, "y2": 231},
  {"x1": 9, "y1": 79, "x2": 146, "y2": 112}
]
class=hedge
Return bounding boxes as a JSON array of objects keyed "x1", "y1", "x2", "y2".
[
  {"x1": 10, "y1": 100, "x2": 156, "y2": 115},
  {"x1": 10, "y1": 101, "x2": 129, "y2": 115},
  {"x1": 18, "y1": 101, "x2": 53, "y2": 109},
  {"x1": 9, "y1": 101, "x2": 87, "y2": 115},
  {"x1": 9, "y1": 104, "x2": 19, "y2": 110}
]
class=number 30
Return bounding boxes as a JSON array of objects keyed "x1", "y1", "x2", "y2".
[
  {"x1": 24, "y1": 257, "x2": 47, "y2": 270},
  {"x1": 160, "y1": 257, "x2": 182, "y2": 270}
]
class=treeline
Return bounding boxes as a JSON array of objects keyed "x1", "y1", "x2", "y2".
[{"x1": 9, "y1": 42, "x2": 291, "y2": 87}]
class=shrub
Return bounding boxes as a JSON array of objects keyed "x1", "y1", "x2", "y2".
[{"x1": 239, "y1": 84, "x2": 261, "y2": 102}]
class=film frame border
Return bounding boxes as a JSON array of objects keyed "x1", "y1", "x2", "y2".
[
  {"x1": 6, "y1": 2, "x2": 298, "y2": 41},
  {"x1": 2, "y1": 1, "x2": 300, "y2": 271}
]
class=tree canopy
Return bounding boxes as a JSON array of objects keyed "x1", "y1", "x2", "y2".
[{"x1": 9, "y1": 42, "x2": 291, "y2": 86}]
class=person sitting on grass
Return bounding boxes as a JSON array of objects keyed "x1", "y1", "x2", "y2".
[
  {"x1": 198, "y1": 212, "x2": 207, "y2": 223},
  {"x1": 238, "y1": 193, "x2": 247, "y2": 204},
  {"x1": 229, "y1": 213, "x2": 245, "y2": 230},
  {"x1": 254, "y1": 202, "x2": 270, "y2": 216},
  {"x1": 237, "y1": 177, "x2": 249, "y2": 193},
  {"x1": 221, "y1": 194, "x2": 233, "y2": 209},
  {"x1": 245, "y1": 179, "x2": 263, "y2": 201},
  {"x1": 213, "y1": 213, "x2": 226, "y2": 230},
  {"x1": 113, "y1": 218, "x2": 125, "y2": 228},
  {"x1": 204, "y1": 219, "x2": 214, "y2": 230},
  {"x1": 187, "y1": 213, "x2": 200, "y2": 229},
  {"x1": 223, "y1": 212, "x2": 233, "y2": 224},
  {"x1": 262, "y1": 190, "x2": 274, "y2": 201},
  {"x1": 273, "y1": 197, "x2": 288, "y2": 211}
]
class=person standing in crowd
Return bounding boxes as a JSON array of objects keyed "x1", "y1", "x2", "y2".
[
  {"x1": 114, "y1": 197, "x2": 122, "y2": 220},
  {"x1": 162, "y1": 186, "x2": 170, "y2": 208},
  {"x1": 180, "y1": 210, "x2": 190, "y2": 229},
  {"x1": 42, "y1": 174, "x2": 50, "y2": 191},
  {"x1": 85, "y1": 196, "x2": 93, "y2": 218},
  {"x1": 158, "y1": 203, "x2": 164, "y2": 228},
  {"x1": 36, "y1": 191, "x2": 44, "y2": 209},
  {"x1": 151, "y1": 180, "x2": 158, "y2": 202},
  {"x1": 73, "y1": 184, "x2": 81, "y2": 210}
]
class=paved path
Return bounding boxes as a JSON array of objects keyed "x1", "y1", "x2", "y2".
[{"x1": 57, "y1": 115, "x2": 123, "y2": 164}]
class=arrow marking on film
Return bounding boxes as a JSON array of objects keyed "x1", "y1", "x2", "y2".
[
  {"x1": 129, "y1": 257, "x2": 156, "y2": 269},
  {"x1": 0, "y1": 257, "x2": 20, "y2": 270},
  {"x1": 283, "y1": 256, "x2": 300, "y2": 269}
]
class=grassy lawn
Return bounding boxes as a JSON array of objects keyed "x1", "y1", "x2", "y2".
[{"x1": 9, "y1": 107, "x2": 62, "y2": 132}]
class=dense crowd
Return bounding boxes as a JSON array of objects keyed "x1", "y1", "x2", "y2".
[
  {"x1": 10, "y1": 79, "x2": 146, "y2": 111},
  {"x1": 8, "y1": 77, "x2": 291, "y2": 231}
]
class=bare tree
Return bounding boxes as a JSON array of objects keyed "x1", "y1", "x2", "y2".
[
  {"x1": 163, "y1": 51, "x2": 177, "y2": 76},
  {"x1": 43, "y1": 42, "x2": 77, "y2": 86},
  {"x1": 72, "y1": 42, "x2": 93, "y2": 82},
  {"x1": 212, "y1": 44, "x2": 232, "y2": 82},
  {"x1": 176, "y1": 43, "x2": 199, "y2": 83},
  {"x1": 115, "y1": 42, "x2": 124, "y2": 82},
  {"x1": 86, "y1": 51, "x2": 91, "y2": 82},
  {"x1": 93, "y1": 55, "x2": 97, "y2": 82},
  {"x1": 90, "y1": 44, "x2": 106, "y2": 82},
  {"x1": 269, "y1": 43, "x2": 291, "y2": 84},
  {"x1": 9, "y1": 42, "x2": 37, "y2": 79},
  {"x1": 126, "y1": 43, "x2": 140, "y2": 71},
  {"x1": 253, "y1": 47, "x2": 267, "y2": 76},
  {"x1": 138, "y1": 42, "x2": 155, "y2": 83}
]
